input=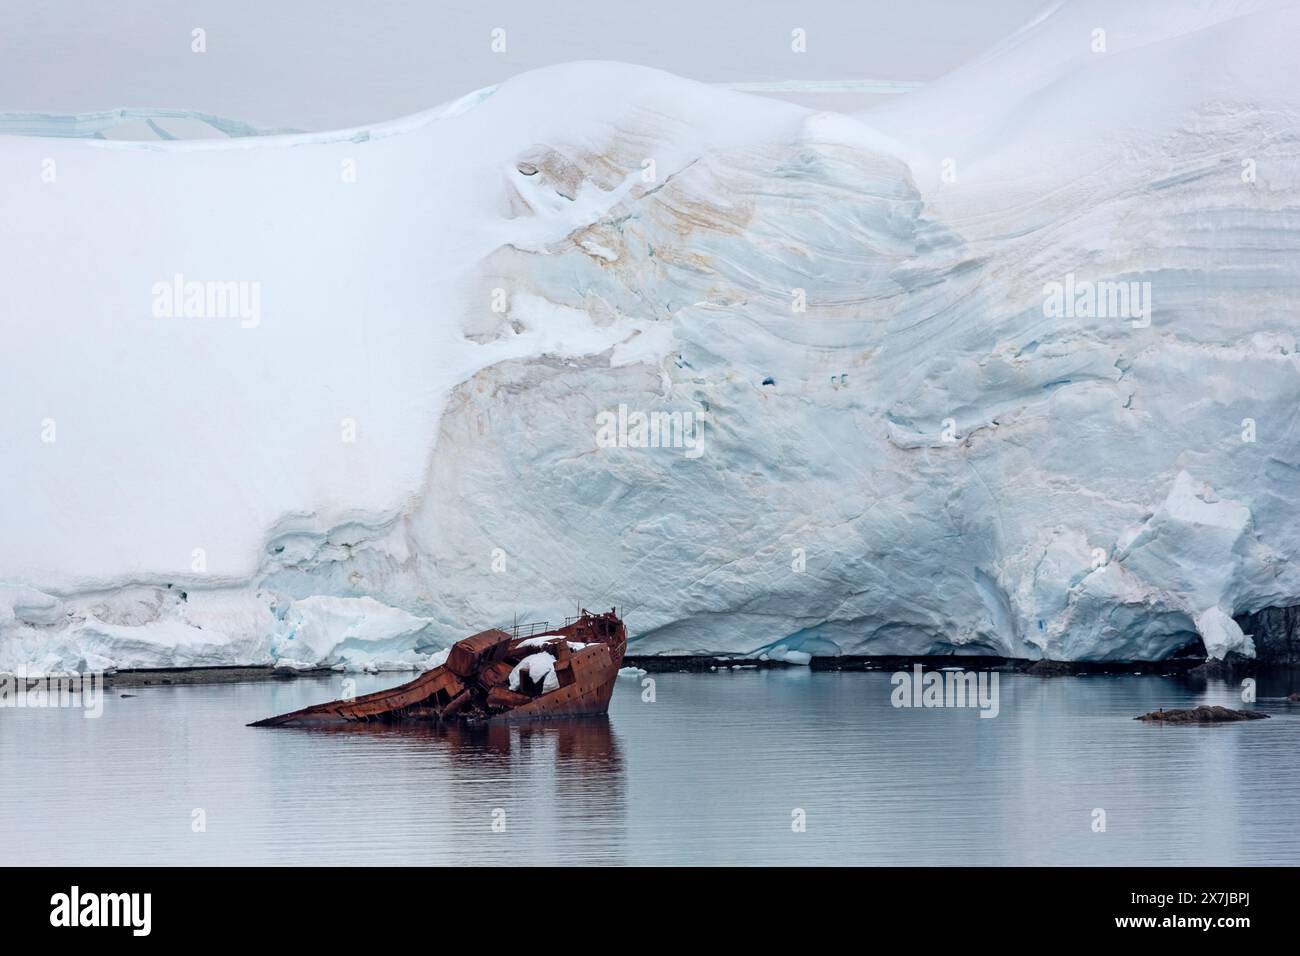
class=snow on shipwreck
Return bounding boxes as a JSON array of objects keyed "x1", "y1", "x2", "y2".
[{"x1": 2, "y1": 0, "x2": 1300, "y2": 672}]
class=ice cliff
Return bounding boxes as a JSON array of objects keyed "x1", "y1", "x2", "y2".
[{"x1": 2, "y1": 0, "x2": 1298, "y2": 671}]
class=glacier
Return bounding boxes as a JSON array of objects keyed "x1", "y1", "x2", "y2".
[
  {"x1": 0, "y1": 107, "x2": 298, "y2": 141},
  {"x1": 2, "y1": 0, "x2": 1298, "y2": 671}
]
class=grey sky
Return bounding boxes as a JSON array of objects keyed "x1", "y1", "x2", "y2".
[{"x1": 0, "y1": 0, "x2": 1046, "y2": 129}]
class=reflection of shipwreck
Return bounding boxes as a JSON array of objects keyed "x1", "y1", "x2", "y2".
[{"x1": 249, "y1": 609, "x2": 626, "y2": 726}]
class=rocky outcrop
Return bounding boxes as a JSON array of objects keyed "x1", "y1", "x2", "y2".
[
  {"x1": 1234, "y1": 606, "x2": 1300, "y2": 665},
  {"x1": 1135, "y1": 706, "x2": 1269, "y2": 723}
]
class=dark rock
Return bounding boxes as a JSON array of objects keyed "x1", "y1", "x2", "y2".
[
  {"x1": 1135, "y1": 705, "x2": 1269, "y2": 723},
  {"x1": 1026, "y1": 659, "x2": 1075, "y2": 677},
  {"x1": 1287, "y1": 692, "x2": 1300, "y2": 703},
  {"x1": 1187, "y1": 652, "x2": 1256, "y2": 679},
  {"x1": 1233, "y1": 605, "x2": 1300, "y2": 664}
]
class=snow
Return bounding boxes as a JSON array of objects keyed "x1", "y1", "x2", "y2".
[
  {"x1": 0, "y1": 587, "x2": 449, "y2": 673},
  {"x1": 516, "y1": 635, "x2": 563, "y2": 649},
  {"x1": 271, "y1": 596, "x2": 443, "y2": 672},
  {"x1": 3, "y1": 1, "x2": 1300, "y2": 669},
  {"x1": 515, "y1": 635, "x2": 587, "y2": 651},
  {"x1": 509, "y1": 652, "x2": 560, "y2": 693},
  {"x1": 0, "y1": 585, "x2": 278, "y2": 673}
]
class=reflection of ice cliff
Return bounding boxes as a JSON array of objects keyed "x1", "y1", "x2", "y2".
[{"x1": 2, "y1": 0, "x2": 1299, "y2": 670}]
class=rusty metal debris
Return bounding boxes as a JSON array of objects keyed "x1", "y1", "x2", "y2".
[{"x1": 249, "y1": 608, "x2": 626, "y2": 726}]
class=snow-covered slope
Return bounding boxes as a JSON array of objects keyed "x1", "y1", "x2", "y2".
[{"x1": 2, "y1": 0, "x2": 1298, "y2": 670}]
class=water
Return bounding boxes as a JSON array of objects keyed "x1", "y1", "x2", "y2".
[{"x1": 2, "y1": 669, "x2": 1297, "y2": 865}]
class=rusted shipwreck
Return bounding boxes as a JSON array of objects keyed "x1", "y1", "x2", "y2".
[{"x1": 249, "y1": 609, "x2": 627, "y2": 727}]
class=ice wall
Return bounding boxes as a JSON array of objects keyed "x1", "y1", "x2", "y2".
[{"x1": 2, "y1": 0, "x2": 1298, "y2": 670}]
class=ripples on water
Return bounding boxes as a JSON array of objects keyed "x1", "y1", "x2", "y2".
[{"x1": 2, "y1": 669, "x2": 1296, "y2": 865}]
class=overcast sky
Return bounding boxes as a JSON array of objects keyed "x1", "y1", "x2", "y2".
[{"x1": 0, "y1": 0, "x2": 1045, "y2": 129}]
